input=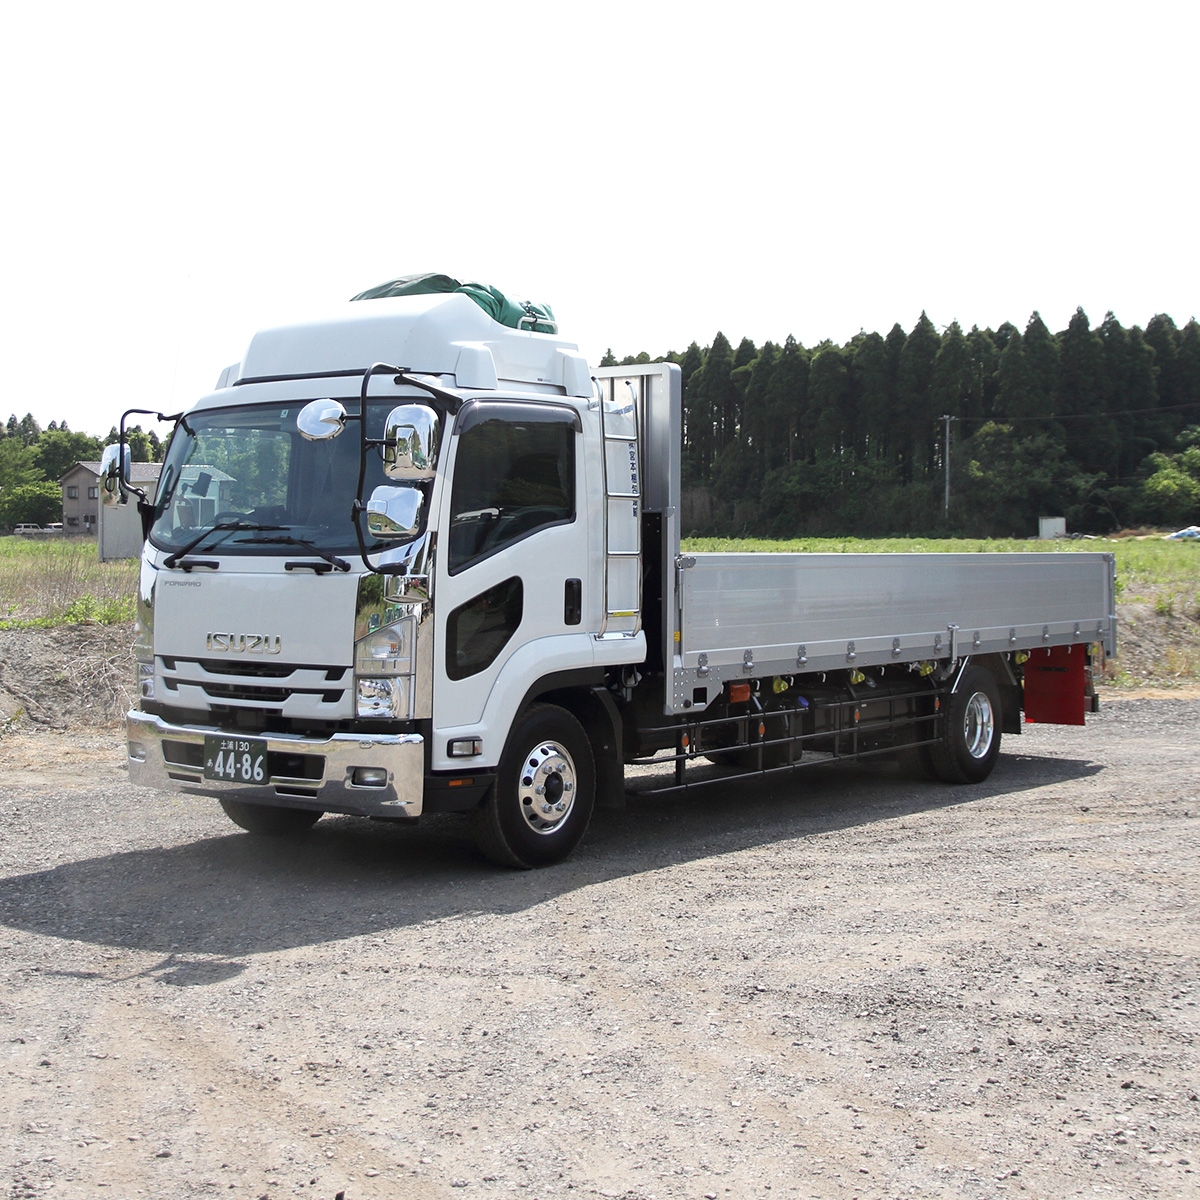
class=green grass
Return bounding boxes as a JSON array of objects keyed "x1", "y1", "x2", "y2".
[{"x1": 0, "y1": 537, "x2": 137, "y2": 628}]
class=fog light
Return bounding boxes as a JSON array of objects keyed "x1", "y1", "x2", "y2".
[
  {"x1": 128, "y1": 741, "x2": 147, "y2": 763},
  {"x1": 352, "y1": 766, "x2": 388, "y2": 787},
  {"x1": 447, "y1": 737, "x2": 483, "y2": 758}
]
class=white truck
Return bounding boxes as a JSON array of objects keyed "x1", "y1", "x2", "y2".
[{"x1": 106, "y1": 290, "x2": 1117, "y2": 867}]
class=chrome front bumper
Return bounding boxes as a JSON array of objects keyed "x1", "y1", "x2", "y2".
[{"x1": 126, "y1": 710, "x2": 424, "y2": 818}]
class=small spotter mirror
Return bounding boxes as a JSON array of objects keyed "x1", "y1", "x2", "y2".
[
  {"x1": 366, "y1": 485, "x2": 424, "y2": 540},
  {"x1": 99, "y1": 443, "x2": 130, "y2": 503},
  {"x1": 297, "y1": 398, "x2": 347, "y2": 441},
  {"x1": 383, "y1": 404, "x2": 439, "y2": 481}
]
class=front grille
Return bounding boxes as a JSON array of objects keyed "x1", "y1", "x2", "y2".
[
  {"x1": 200, "y1": 682, "x2": 290, "y2": 702},
  {"x1": 157, "y1": 657, "x2": 350, "y2": 719},
  {"x1": 193, "y1": 658, "x2": 348, "y2": 681},
  {"x1": 148, "y1": 701, "x2": 410, "y2": 738},
  {"x1": 199, "y1": 681, "x2": 343, "y2": 704},
  {"x1": 198, "y1": 658, "x2": 295, "y2": 678}
]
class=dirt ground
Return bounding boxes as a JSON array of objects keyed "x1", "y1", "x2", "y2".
[
  {"x1": 0, "y1": 626, "x2": 135, "y2": 731},
  {"x1": 1, "y1": 652, "x2": 1198, "y2": 1199}
]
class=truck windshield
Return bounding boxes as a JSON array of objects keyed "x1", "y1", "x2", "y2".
[{"x1": 147, "y1": 400, "x2": 405, "y2": 557}]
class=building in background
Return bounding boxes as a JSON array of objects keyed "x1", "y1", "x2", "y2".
[
  {"x1": 60, "y1": 461, "x2": 162, "y2": 534},
  {"x1": 62, "y1": 459, "x2": 239, "y2": 557}
]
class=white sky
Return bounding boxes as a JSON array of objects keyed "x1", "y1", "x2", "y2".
[{"x1": 2, "y1": 1, "x2": 1196, "y2": 439}]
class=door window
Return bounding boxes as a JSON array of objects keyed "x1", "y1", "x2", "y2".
[{"x1": 447, "y1": 403, "x2": 578, "y2": 574}]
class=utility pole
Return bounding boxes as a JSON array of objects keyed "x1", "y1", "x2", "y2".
[{"x1": 941, "y1": 414, "x2": 954, "y2": 520}]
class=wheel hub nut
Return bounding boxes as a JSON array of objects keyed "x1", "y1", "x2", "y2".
[{"x1": 516, "y1": 740, "x2": 578, "y2": 836}]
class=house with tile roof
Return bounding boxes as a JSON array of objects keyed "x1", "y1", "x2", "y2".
[{"x1": 60, "y1": 460, "x2": 163, "y2": 534}]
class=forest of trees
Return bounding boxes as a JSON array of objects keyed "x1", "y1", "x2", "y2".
[
  {"x1": 0, "y1": 415, "x2": 163, "y2": 527},
  {"x1": 603, "y1": 308, "x2": 1200, "y2": 537},
  {"x1": 5, "y1": 308, "x2": 1200, "y2": 535}
]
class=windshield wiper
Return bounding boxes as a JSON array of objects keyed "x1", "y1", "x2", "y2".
[
  {"x1": 240, "y1": 533, "x2": 352, "y2": 573},
  {"x1": 162, "y1": 521, "x2": 285, "y2": 569}
]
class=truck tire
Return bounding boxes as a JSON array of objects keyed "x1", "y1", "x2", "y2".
[
  {"x1": 470, "y1": 704, "x2": 596, "y2": 869},
  {"x1": 928, "y1": 665, "x2": 1001, "y2": 784},
  {"x1": 219, "y1": 798, "x2": 323, "y2": 835}
]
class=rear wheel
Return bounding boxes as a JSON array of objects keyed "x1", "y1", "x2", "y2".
[
  {"x1": 471, "y1": 704, "x2": 595, "y2": 868},
  {"x1": 219, "y1": 797, "x2": 323, "y2": 835},
  {"x1": 928, "y1": 665, "x2": 1002, "y2": 783}
]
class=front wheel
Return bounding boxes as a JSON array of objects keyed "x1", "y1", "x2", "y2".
[
  {"x1": 928, "y1": 665, "x2": 1002, "y2": 783},
  {"x1": 470, "y1": 704, "x2": 596, "y2": 868},
  {"x1": 219, "y1": 797, "x2": 323, "y2": 835}
]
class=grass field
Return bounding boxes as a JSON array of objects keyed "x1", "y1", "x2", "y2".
[
  {"x1": 2, "y1": 532, "x2": 1197, "y2": 637},
  {"x1": 0, "y1": 537, "x2": 137, "y2": 628}
]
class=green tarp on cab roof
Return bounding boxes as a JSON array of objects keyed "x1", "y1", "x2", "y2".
[{"x1": 351, "y1": 273, "x2": 556, "y2": 335}]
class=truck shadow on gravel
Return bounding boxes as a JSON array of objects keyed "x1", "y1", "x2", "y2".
[{"x1": 0, "y1": 750, "x2": 1100, "y2": 974}]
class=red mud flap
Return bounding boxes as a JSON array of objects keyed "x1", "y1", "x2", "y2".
[{"x1": 1023, "y1": 644, "x2": 1089, "y2": 726}]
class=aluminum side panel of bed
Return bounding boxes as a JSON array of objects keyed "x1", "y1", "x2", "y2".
[{"x1": 671, "y1": 552, "x2": 1116, "y2": 712}]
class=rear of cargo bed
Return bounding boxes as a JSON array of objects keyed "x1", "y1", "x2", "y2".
[{"x1": 670, "y1": 551, "x2": 1116, "y2": 713}]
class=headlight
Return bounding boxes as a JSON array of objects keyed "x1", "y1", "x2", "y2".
[
  {"x1": 357, "y1": 676, "x2": 405, "y2": 719},
  {"x1": 355, "y1": 618, "x2": 411, "y2": 675},
  {"x1": 138, "y1": 661, "x2": 155, "y2": 701},
  {"x1": 354, "y1": 574, "x2": 418, "y2": 719},
  {"x1": 364, "y1": 626, "x2": 406, "y2": 661}
]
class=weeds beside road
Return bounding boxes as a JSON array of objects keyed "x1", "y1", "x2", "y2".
[{"x1": 0, "y1": 536, "x2": 135, "y2": 629}]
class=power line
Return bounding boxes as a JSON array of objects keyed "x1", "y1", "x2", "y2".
[{"x1": 950, "y1": 399, "x2": 1200, "y2": 425}]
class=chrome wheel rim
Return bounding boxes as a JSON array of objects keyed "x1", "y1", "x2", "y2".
[
  {"x1": 517, "y1": 741, "x2": 577, "y2": 834},
  {"x1": 963, "y1": 691, "x2": 995, "y2": 759}
]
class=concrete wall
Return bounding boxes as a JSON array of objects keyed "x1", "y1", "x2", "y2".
[{"x1": 98, "y1": 496, "x2": 145, "y2": 561}]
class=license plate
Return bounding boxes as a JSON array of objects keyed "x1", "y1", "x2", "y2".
[{"x1": 203, "y1": 735, "x2": 268, "y2": 784}]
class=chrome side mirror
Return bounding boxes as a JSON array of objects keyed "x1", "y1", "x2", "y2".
[
  {"x1": 100, "y1": 443, "x2": 130, "y2": 503},
  {"x1": 383, "y1": 404, "x2": 439, "y2": 481},
  {"x1": 366, "y1": 485, "x2": 423, "y2": 539},
  {"x1": 297, "y1": 398, "x2": 347, "y2": 441}
]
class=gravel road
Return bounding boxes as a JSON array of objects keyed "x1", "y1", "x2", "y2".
[{"x1": 1, "y1": 698, "x2": 1197, "y2": 1200}]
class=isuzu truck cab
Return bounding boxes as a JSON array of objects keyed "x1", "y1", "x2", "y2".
[{"x1": 108, "y1": 288, "x2": 1116, "y2": 867}]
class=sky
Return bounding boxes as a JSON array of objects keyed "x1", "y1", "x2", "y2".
[{"x1": 2, "y1": 1, "x2": 1196, "y2": 440}]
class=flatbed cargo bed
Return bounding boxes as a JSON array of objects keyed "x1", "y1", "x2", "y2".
[{"x1": 669, "y1": 551, "x2": 1116, "y2": 711}]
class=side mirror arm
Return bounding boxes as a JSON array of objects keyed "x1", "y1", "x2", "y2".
[
  {"x1": 351, "y1": 364, "x2": 452, "y2": 575},
  {"x1": 101, "y1": 408, "x2": 181, "y2": 541},
  {"x1": 110, "y1": 407, "x2": 183, "y2": 501}
]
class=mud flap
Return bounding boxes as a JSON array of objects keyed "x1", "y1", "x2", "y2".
[{"x1": 1023, "y1": 645, "x2": 1088, "y2": 726}]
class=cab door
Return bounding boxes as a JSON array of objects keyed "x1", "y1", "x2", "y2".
[{"x1": 432, "y1": 400, "x2": 590, "y2": 761}]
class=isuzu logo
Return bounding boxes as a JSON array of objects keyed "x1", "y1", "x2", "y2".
[{"x1": 206, "y1": 633, "x2": 282, "y2": 655}]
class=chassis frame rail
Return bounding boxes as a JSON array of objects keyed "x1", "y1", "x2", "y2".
[{"x1": 628, "y1": 683, "x2": 948, "y2": 796}]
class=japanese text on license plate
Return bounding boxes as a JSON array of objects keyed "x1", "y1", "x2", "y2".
[{"x1": 204, "y1": 736, "x2": 267, "y2": 783}]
